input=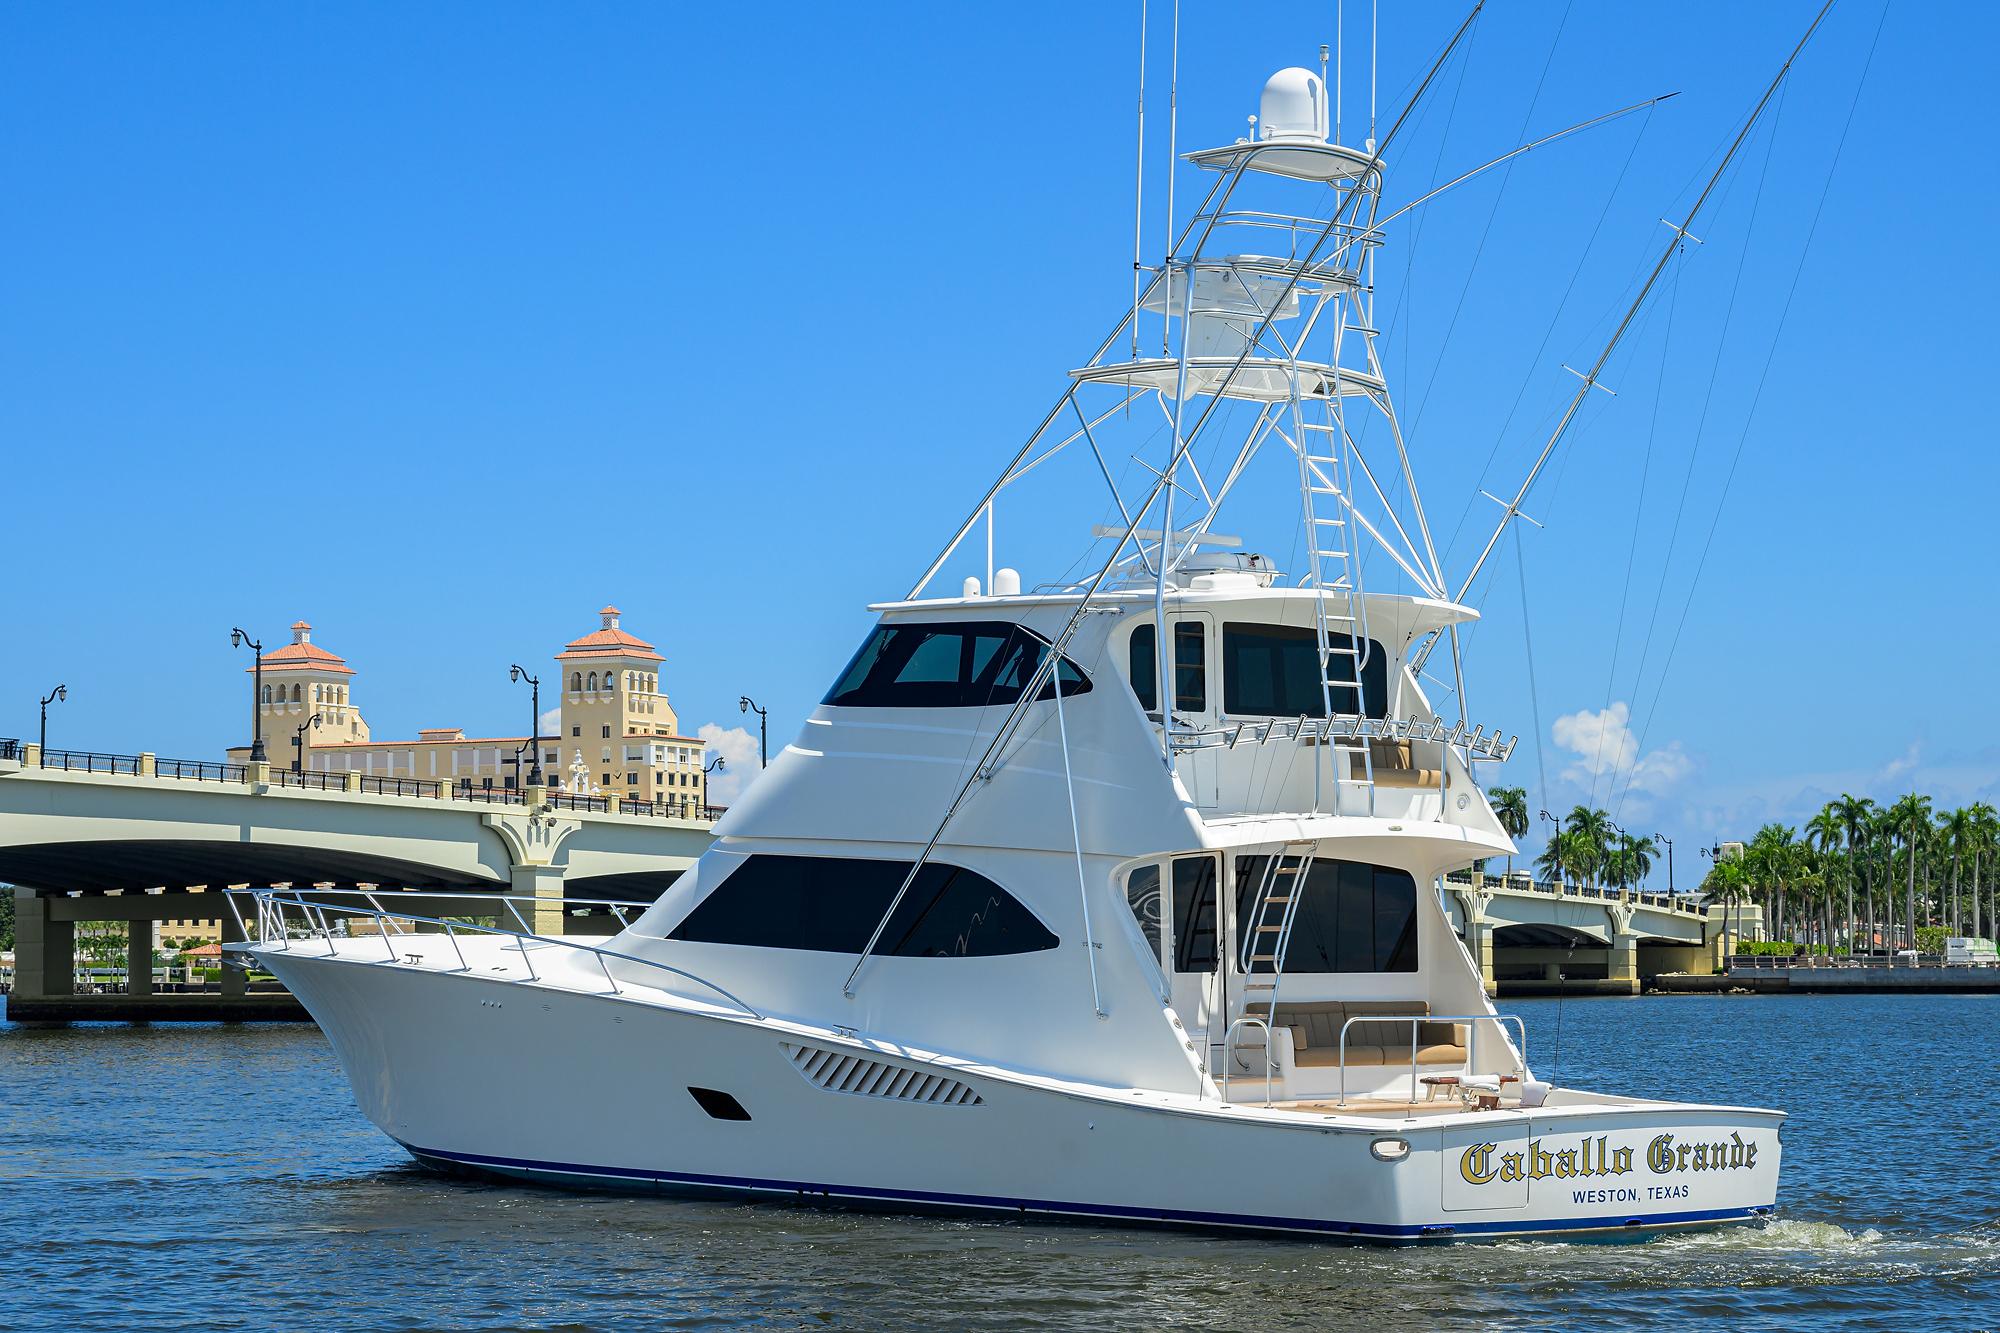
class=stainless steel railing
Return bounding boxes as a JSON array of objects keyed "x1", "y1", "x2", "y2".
[
  {"x1": 1335, "y1": 1012, "x2": 1528, "y2": 1108},
  {"x1": 226, "y1": 887, "x2": 762, "y2": 1019}
]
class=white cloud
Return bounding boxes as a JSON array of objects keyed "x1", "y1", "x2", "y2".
[
  {"x1": 538, "y1": 705, "x2": 562, "y2": 736},
  {"x1": 698, "y1": 723, "x2": 763, "y2": 805},
  {"x1": 1878, "y1": 742, "x2": 1920, "y2": 782},
  {"x1": 1550, "y1": 701, "x2": 1692, "y2": 797}
]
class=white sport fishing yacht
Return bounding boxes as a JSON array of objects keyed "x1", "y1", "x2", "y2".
[{"x1": 240, "y1": 14, "x2": 1800, "y2": 1240}]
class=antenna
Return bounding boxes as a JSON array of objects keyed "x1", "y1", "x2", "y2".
[
  {"x1": 1130, "y1": 0, "x2": 1147, "y2": 357},
  {"x1": 1162, "y1": 0, "x2": 1181, "y2": 354},
  {"x1": 1368, "y1": 0, "x2": 1379, "y2": 151},
  {"x1": 1320, "y1": 43, "x2": 1331, "y2": 132},
  {"x1": 1336, "y1": 0, "x2": 1344, "y2": 143}
]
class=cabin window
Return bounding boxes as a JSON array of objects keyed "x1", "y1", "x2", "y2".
[
  {"x1": 1221, "y1": 622, "x2": 1388, "y2": 718},
  {"x1": 1171, "y1": 855, "x2": 1221, "y2": 973},
  {"x1": 1125, "y1": 864, "x2": 1164, "y2": 959},
  {"x1": 823, "y1": 621, "x2": 1091, "y2": 709},
  {"x1": 1234, "y1": 856, "x2": 1418, "y2": 973},
  {"x1": 669, "y1": 853, "x2": 1058, "y2": 957},
  {"x1": 1128, "y1": 622, "x2": 1207, "y2": 713}
]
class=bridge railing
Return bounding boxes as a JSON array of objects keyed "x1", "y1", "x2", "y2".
[
  {"x1": 3, "y1": 738, "x2": 715, "y2": 823},
  {"x1": 1441, "y1": 869, "x2": 1701, "y2": 914},
  {"x1": 230, "y1": 886, "x2": 762, "y2": 1019}
]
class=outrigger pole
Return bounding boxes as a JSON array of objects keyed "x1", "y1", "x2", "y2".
[
  {"x1": 1444, "y1": 0, "x2": 1837, "y2": 620},
  {"x1": 845, "y1": 1, "x2": 1490, "y2": 1004}
]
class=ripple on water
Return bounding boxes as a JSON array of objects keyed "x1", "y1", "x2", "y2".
[{"x1": 3, "y1": 994, "x2": 1999, "y2": 1332}]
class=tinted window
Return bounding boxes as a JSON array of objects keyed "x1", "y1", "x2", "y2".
[
  {"x1": 1125, "y1": 864, "x2": 1164, "y2": 960},
  {"x1": 1172, "y1": 856, "x2": 1220, "y2": 973},
  {"x1": 670, "y1": 854, "x2": 1058, "y2": 957},
  {"x1": 1221, "y1": 622, "x2": 1388, "y2": 718},
  {"x1": 824, "y1": 621, "x2": 1091, "y2": 709},
  {"x1": 1129, "y1": 622, "x2": 1207, "y2": 713},
  {"x1": 1235, "y1": 856, "x2": 1417, "y2": 973}
]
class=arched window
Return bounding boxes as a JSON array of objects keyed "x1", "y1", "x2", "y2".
[
  {"x1": 291, "y1": 684, "x2": 302, "y2": 703},
  {"x1": 261, "y1": 685, "x2": 272, "y2": 705},
  {"x1": 312, "y1": 684, "x2": 321, "y2": 702},
  {"x1": 571, "y1": 672, "x2": 582, "y2": 692},
  {"x1": 587, "y1": 672, "x2": 597, "y2": 692}
]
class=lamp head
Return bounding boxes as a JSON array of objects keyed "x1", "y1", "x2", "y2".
[
  {"x1": 740, "y1": 697, "x2": 748, "y2": 713},
  {"x1": 231, "y1": 628, "x2": 244, "y2": 648},
  {"x1": 510, "y1": 665, "x2": 522, "y2": 682},
  {"x1": 55, "y1": 685, "x2": 66, "y2": 702}
]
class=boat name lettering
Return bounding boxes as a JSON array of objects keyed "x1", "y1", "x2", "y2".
[{"x1": 1457, "y1": 1131, "x2": 1758, "y2": 1186}]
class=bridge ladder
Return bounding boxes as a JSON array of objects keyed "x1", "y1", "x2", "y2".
[
  {"x1": 1292, "y1": 377, "x2": 1376, "y2": 817},
  {"x1": 1239, "y1": 841, "x2": 1317, "y2": 1036}
]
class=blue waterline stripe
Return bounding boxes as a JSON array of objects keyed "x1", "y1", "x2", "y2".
[{"x1": 397, "y1": 1140, "x2": 1760, "y2": 1239}]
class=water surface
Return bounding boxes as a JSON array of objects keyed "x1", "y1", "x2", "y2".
[{"x1": 2, "y1": 993, "x2": 1995, "y2": 1331}]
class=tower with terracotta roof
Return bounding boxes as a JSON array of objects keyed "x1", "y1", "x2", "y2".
[
  {"x1": 556, "y1": 606, "x2": 678, "y2": 746},
  {"x1": 255, "y1": 621, "x2": 371, "y2": 762}
]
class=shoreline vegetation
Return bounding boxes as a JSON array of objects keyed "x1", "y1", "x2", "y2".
[{"x1": 1487, "y1": 786, "x2": 1997, "y2": 960}]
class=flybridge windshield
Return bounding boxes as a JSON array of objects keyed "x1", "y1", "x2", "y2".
[{"x1": 824, "y1": 621, "x2": 1091, "y2": 709}]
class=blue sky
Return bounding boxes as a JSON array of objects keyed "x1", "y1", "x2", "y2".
[{"x1": 2, "y1": 1, "x2": 1991, "y2": 874}]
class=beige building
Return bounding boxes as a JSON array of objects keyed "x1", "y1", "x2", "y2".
[{"x1": 228, "y1": 606, "x2": 711, "y2": 810}]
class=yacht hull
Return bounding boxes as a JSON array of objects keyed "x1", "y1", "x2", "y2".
[{"x1": 263, "y1": 948, "x2": 1782, "y2": 1243}]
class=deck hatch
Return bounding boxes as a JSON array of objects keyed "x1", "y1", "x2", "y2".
[{"x1": 784, "y1": 1043, "x2": 983, "y2": 1106}]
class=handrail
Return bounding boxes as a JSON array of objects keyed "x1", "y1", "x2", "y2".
[
  {"x1": 1334, "y1": 1012, "x2": 1527, "y2": 1108},
  {"x1": 1218, "y1": 1015, "x2": 1275, "y2": 1107},
  {"x1": 230, "y1": 887, "x2": 762, "y2": 1020}
]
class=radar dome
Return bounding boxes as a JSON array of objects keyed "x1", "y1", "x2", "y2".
[{"x1": 1258, "y1": 67, "x2": 1328, "y2": 143}]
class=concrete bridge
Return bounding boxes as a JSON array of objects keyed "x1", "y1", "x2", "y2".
[
  {"x1": 0, "y1": 742, "x2": 714, "y2": 1020},
  {"x1": 1441, "y1": 872, "x2": 1760, "y2": 995}
]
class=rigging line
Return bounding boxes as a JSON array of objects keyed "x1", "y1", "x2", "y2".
[
  {"x1": 1397, "y1": 9, "x2": 1480, "y2": 401},
  {"x1": 1437, "y1": 106, "x2": 1656, "y2": 570},
  {"x1": 1616, "y1": 0, "x2": 1889, "y2": 821},
  {"x1": 1404, "y1": 0, "x2": 1574, "y2": 444},
  {"x1": 1611, "y1": 94, "x2": 1786, "y2": 801},
  {"x1": 1516, "y1": 522, "x2": 1549, "y2": 816},
  {"x1": 1588, "y1": 249, "x2": 1681, "y2": 808},
  {"x1": 1447, "y1": 0, "x2": 1837, "y2": 615},
  {"x1": 1162, "y1": 0, "x2": 1180, "y2": 355},
  {"x1": 1131, "y1": 0, "x2": 1147, "y2": 359},
  {"x1": 1053, "y1": 673, "x2": 1106, "y2": 1019}
]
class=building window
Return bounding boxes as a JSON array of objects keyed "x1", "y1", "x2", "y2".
[
  {"x1": 571, "y1": 726, "x2": 581, "y2": 737},
  {"x1": 601, "y1": 726, "x2": 611, "y2": 739},
  {"x1": 669, "y1": 854, "x2": 1058, "y2": 957},
  {"x1": 587, "y1": 672, "x2": 597, "y2": 692},
  {"x1": 571, "y1": 672, "x2": 582, "y2": 692},
  {"x1": 823, "y1": 621, "x2": 1092, "y2": 709}
]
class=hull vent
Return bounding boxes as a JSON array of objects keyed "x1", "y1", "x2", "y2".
[{"x1": 783, "y1": 1043, "x2": 983, "y2": 1106}]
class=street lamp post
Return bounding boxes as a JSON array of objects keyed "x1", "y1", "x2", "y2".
[
  {"x1": 509, "y1": 666, "x2": 543, "y2": 786},
  {"x1": 702, "y1": 754, "x2": 725, "y2": 815},
  {"x1": 292, "y1": 713, "x2": 322, "y2": 774},
  {"x1": 1656, "y1": 833, "x2": 1675, "y2": 896},
  {"x1": 1538, "y1": 809, "x2": 1559, "y2": 891},
  {"x1": 38, "y1": 684, "x2": 66, "y2": 755},
  {"x1": 230, "y1": 628, "x2": 268, "y2": 763},
  {"x1": 739, "y1": 696, "x2": 767, "y2": 769}
]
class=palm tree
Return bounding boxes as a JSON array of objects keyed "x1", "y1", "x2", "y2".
[
  {"x1": 1889, "y1": 793, "x2": 1932, "y2": 952},
  {"x1": 1968, "y1": 802, "x2": 2000, "y2": 941},
  {"x1": 1626, "y1": 833, "x2": 1656, "y2": 891},
  {"x1": 1535, "y1": 830, "x2": 1574, "y2": 890},
  {"x1": 1832, "y1": 794, "x2": 1874, "y2": 955},
  {"x1": 1563, "y1": 806, "x2": 1614, "y2": 893},
  {"x1": 1489, "y1": 786, "x2": 1530, "y2": 886},
  {"x1": 1942, "y1": 806, "x2": 1974, "y2": 938},
  {"x1": 1806, "y1": 806, "x2": 1845, "y2": 951},
  {"x1": 1747, "y1": 824, "x2": 1798, "y2": 943},
  {"x1": 1705, "y1": 856, "x2": 1752, "y2": 965}
]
